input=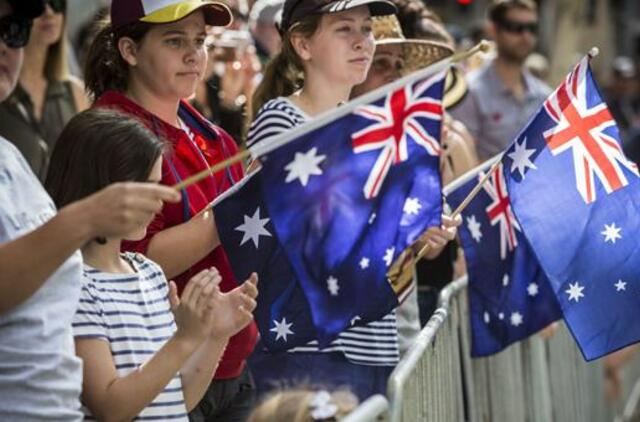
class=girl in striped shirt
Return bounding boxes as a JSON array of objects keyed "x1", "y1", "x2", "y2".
[
  {"x1": 245, "y1": 0, "x2": 401, "y2": 401},
  {"x1": 45, "y1": 109, "x2": 258, "y2": 421}
]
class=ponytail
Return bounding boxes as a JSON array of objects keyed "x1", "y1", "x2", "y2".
[
  {"x1": 84, "y1": 20, "x2": 152, "y2": 102},
  {"x1": 249, "y1": 15, "x2": 322, "y2": 119}
]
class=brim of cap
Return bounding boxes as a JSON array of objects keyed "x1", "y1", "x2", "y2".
[
  {"x1": 140, "y1": 1, "x2": 233, "y2": 27},
  {"x1": 319, "y1": 0, "x2": 397, "y2": 18},
  {"x1": 377, "y1": 38, "x2": 454, "y2": 75}
]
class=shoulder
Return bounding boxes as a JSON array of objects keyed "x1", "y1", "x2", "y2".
[{"x1": 247, "y1": 97, "x2": 306, "y2": 146}]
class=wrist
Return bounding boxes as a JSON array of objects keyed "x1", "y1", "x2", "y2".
[
  {"x1": 56, "y1": 199, "x2": 95, "y2": 244},
  {"x1": 172, "y1": 331, "x2": 202, "y2": 357}
]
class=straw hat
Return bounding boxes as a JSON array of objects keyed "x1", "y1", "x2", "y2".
[{"x1": 372, "y1": 15, "x2": 467, "y2": 108}]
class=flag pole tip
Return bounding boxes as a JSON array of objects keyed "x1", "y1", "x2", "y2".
[
  {"x1": 478, "y1": 40, "x2": 492, "y2": 53},
  {"x1": 589, "y1": 47, "x2": 600, "y2": 58}
]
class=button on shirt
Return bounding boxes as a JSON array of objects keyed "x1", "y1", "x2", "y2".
[
  {"x1": 0, "y1": 137, "x2": 83, "y2": 421},
  {"x1": 450, "y1": 60, "x2": 552, "y2": 161}
]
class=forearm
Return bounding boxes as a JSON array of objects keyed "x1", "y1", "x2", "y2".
[
  {"x1": 146, "y1": 209, "x2": 220, "y2": 279},
  {"x1": 0, "y1": 202, "x2": 91, "y2": 313},
  {"x1": 180, "y1": 335, "x2": 230, "y2": 411},
  {"x1": 92, "y1": 336, "x2": 198, "y2": 422}
]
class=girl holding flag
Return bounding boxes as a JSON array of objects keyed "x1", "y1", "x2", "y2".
[{"x1": 83, "y1": 1, "x2": 258, "y2": 419}]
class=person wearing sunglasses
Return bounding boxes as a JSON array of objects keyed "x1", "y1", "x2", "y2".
[
  {"x1": 0, "y1": 0, "x2": 89, "y2": 181},
  {"x1": 0, "y1": 1, "x2": 183, "y2": 420},
  {"x1": 449, "y1": 0, "x2": 551, "y2": 162}
]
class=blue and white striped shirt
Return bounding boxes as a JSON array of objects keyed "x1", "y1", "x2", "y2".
[
  {"x1": 72, "y1": 253, "x2": 188, "y2": 421},
  {"x1": 247, "y1": 97, "x2": 400, "y2": 366}
]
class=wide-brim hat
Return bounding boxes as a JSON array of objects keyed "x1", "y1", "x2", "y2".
[
  {"x1": 372, "y1": 15, "x2": 467, "y2": 109},
  {"x1": 111, "y1": 0, "x2": 233, "y2": 30},
  {"x1": 280, "y1": 0, "x2": 397, "y2": 33}
]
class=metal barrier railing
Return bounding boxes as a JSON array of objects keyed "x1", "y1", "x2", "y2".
[
  {"x1": 347, "y1": 275, "x2": 640, "y2": 421},
  {"x1": 387, "y1": 277, "x2": 468, "y2": 422},
  {"x1": 342, "y1": 394, "x2": 389, "y2": 422}
]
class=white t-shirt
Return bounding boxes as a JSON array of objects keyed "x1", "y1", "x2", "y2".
[
  {"x1": 0, "y1": 137, "x2": 83, "y2": 421},
  {"x1": 73, "y1": 253, "x2": 189, "y2": 421}
]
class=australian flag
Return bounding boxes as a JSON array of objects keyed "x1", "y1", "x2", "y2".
[
  {"x1": 214, "y1": 71, "x2": 447, "y2": 348},
  {"x1": 446, "y1": 160, "x2": 562, "y2": 357},
  {"x1": 504, "y1": 54, "x2": 640, "y2": 360}
]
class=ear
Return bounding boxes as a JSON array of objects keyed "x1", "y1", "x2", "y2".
[
  {"x1": 290, "y1": 33, "x2": 312, "y2": 62},
  {"x1": 118, "y1": 36, "x2": 139, "y2": 67}
]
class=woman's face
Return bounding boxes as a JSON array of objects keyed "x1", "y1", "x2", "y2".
[
  {"x1": 125, "y1": 156, "x2": 163, "y2": 241},
  {"x1": 298, "y1": 6, "x2": 375, "y2": 88},
  {"x1": 29, "y1": 3, "x2": 65, "y2": 47},
  {"x1": 351, "y1": 43, "x2": 404, "y2": 98},
  {"x1": 128, "y1": 11, "x2": 208, "y2": 101}
]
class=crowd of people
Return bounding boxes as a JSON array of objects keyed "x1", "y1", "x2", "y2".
[{"x1": 2, "y1": 0, "x2": 634, "y2": 420}]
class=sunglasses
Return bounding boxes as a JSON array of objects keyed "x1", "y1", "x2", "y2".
[
  {"x1": 0, "y1": 15, "x2": 31, "y2": 49},
  {"x1": 45, "y1": 0, "x2": 66, "y2": 14},
  {"x1": 498, "y1": 20, "x2": 538, "y2": 35}
]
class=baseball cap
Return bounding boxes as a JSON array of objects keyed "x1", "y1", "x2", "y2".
[
  {"x1": 280, "y1": 0, "x2": 397, "y2": 33},
  {"x1": 110, "y1": 0, "x2": 233, "y2": 30},
  {"x1": 7, "y1": 0, "x2": 45, "y2": 19}
]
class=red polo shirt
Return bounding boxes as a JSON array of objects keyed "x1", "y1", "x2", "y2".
[{"x1": 95, "y1": 91, "x2": 258, "y2": 380}]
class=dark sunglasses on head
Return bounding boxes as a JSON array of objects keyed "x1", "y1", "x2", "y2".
[
  {"x1": 498, "y1": 19, "x2": 538, "y2": 34},
  {"x1": 45, "y1": 0, "x2": 66, "y2": 14},
  {"x1": 0, "y1": 15, "x2": 32, "y2": 49}
]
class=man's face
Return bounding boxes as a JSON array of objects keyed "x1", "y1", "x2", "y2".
[
  {"x1": 0, "y1": 1, "x2": 24, "y2": 102},
  {"x1": 493, "y1": 7, "x2": 538, "y2": 64}
]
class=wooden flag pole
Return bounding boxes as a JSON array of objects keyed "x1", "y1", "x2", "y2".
[{"x1": 171, "y1": 149, "x2": 252, "y2": 191}]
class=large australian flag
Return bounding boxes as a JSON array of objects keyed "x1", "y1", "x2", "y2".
[
  {"x1": 215, "y1": 70, "x2": 447, "y2": 348},
  {"x1": 503, "y1": 54, "x2": 640, "y2": 360},
  {"x1": 446, "y1": 159, "x2": 562, "y2": 357}
]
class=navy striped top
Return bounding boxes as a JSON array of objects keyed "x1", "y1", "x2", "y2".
[
  {"x1": 247, "y1": 97, "x2": 400, "y2": 366},
  {"x1": 72, "y1": 253, "x2": 188, "y2": 421}
]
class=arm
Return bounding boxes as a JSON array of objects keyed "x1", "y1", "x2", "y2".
[
  {"x1": 146, "y1": 208, "x2": 220, "y2": 279},
  {"x1": 77, "y1": 269, "x2": 220, "y2": 422},
  {"x1": 0, "y1": 183, "x2": 180, "y2": 314},
  {"x1": 179, "y1": 273, "x2": 258, "y2": 411}
]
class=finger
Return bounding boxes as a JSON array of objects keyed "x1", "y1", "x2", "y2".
[
  {"x1": 137, "y1": 183, "x2": 181, "y2": 203},
  {"x1": 182, "y1": 270, "x2": 210, "y2": 305},
  {"x1": 241, "y1": 275, "x2": 259, "y2": 298},
  {"x1": 168, "y1": 281, "x2": 180, "y2": 311},
  {"x1": 238, "y1": 294, "x2": 257, "y2": 313},
  {"x1": 195, "y1": 275, "x2": 217, "y2": 315}
]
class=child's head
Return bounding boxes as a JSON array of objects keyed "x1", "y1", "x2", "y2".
[
  {"x1": 45, "y1": 108, "x2": 166, "y2": 241},
  {"x1": 248, "y1": 388, "x2": 358, "y2": 422},
  {"x1": 251, "y1": 0, "x2": 396, "y2": 117},
  {"x1": 84, "y1": 0, "x2": 232, "y2": 101}
]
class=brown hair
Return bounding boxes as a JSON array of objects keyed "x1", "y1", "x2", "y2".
[
  {"x1": 247, "y1": 388, "x2": 358, "y2": 422},
  {"x1": 45, "y1": 108, "x2": 165, "y2": 209},
  {"x1": 489, "y1": 0, "x2": 537, "y2": 24},
  {"x1": 250, "y1": 15, "x2": 322, "y2": 119},
  {"x1": 83, "y1": 20, "x2": 153, "y2": 101}
]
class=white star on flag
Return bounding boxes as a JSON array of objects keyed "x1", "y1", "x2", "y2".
[
  {"x1": 508, "y1": 137, "x2": 538, "y2": 179},
  {"x1": 235, "y1": 207, "x2": 272, "y2": 248},
  {"x1": 466, "y1": 215, "x2": 482, "y2": 243},
  {"x1": 527, "y1": 282, "x2": 539, "y2": 297},
  {"x1": 502, "y1": 274, "x2": 509, "y2": 287},
  {"x1": 510, "y1": 312, "x2": 523, "y2": 327},
  {"x1": 403, "y1": 197, "x2": 422, "y2": 215},
  {"x1": 284, "y1": 147, "x2": 327, "y2": 187},
  {"x1": 327, "y1": 276, "x2": 340, "y2": 296},
  {"x1": 383, "y1": 247, "x2": 395, "y2": 267},
  {"x1": 359, "y1": 257, "x2": 370, "y2": 270},
  {"x1": 566, "y1": 282, "x2": 585, "y2": 302},
  {"x1": 270, "y1": 317, "x2": 294, "y2": 341},
  {"x1": 601, "y1": 223, "x2": 622, "y2": 244},
  {"x1": 498, "y1": 312, "x2": 504, "y2": 320},
  {"x1": 615, "y1": 279, "x2": 627, "y2": 292},
  {"x1": 483, "y1": 312, "x2": 490, "y2": 324}
]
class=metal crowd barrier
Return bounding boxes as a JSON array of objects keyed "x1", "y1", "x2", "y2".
[
  {"x1": 342, "y1": 395, "x2": 390, "y2": 422},
  {"x1": 345, "y1": 275, "x2": 640, "y2": 421}
]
